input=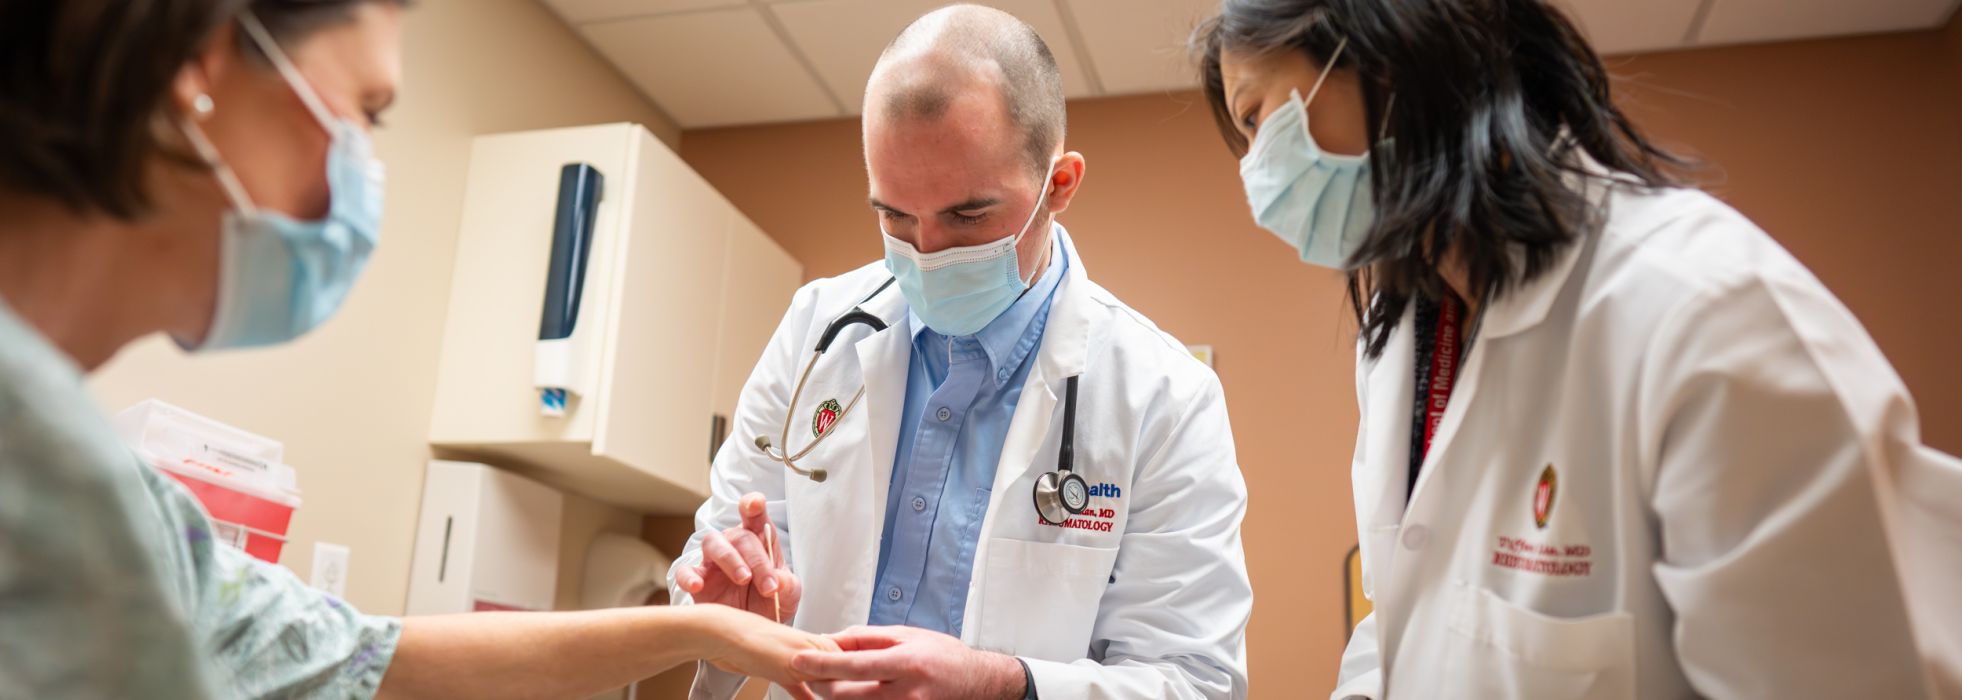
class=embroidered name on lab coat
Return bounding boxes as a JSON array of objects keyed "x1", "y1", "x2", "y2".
[{"x1": 1036, "y1": 482, "x2": 1122, "y2": 532}]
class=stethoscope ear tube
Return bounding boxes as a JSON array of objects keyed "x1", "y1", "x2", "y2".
[
  {"x1": 1058, "y1": 376, "x2": 1078, "y2": 474},
  {"x1": 813, "y1": 278, "x2": 897, "y2": 353},
  {"x1": 815, "y1": 309, "x2": 887, "y2": 354}
]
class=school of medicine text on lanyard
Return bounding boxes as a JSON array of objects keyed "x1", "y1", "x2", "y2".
[{"x1": 1408, "y1": 295, "x2": 1466, "y2": 499}]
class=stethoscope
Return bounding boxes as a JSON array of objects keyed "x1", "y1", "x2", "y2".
[{"x1": 754, "y1": 278, "x2": 1091, "y2": 526}]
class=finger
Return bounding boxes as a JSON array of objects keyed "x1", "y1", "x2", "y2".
[
  {"x1": 724, "y1": 528, "x2": 779, "y2": 595},
  {"x1": 825, "y1": 626, "x2": 907, "y2": 651},
  {"x1": 792, "y1": 650, "x2": 901, "y2": 681},
  {"x1": 780, "y1": 681, "x2": 818, "y2": 700},
  {"x1": 673, "y1": 564, "x2": 705, "y2": 594},
  {"x1": 776, "y1": 569, "x2": 804, "y2": 610},
  {"x1": 700, "y1": 530, "x2": 752, "y2": 585},
  {"x1": 740, "y1": 493, "x2": 776, "y2": 539},
  {"x1": 813, "y1": 680, "x2": 883, "y2": 700}
]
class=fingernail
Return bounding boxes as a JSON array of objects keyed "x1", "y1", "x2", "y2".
[
  {"x1": 735, "y1": 567, "x2": 751, "y2": 584},
  {"x1": 759, "y1": 575, "x2": 779, "y2": 594}
]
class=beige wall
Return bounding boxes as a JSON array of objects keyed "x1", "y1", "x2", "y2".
[
  {"x1": 673, "y1": 25, "x2": 1962, "y2": 694},
  {"x1": 89, "y1": 0, "x2": 678, "y2": 616}
]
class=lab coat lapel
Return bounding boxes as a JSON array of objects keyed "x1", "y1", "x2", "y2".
[
  {"x1": 1358, "y1": 309, "x2": 1417, "y2": 529},
  {"x1": 853, "y1": 290, "x2": 912, "y2": 539},
  {"x1": 785, "y1": 287, "x2": 908, "y2": 633},
  {"x1": 993, "y1": 228, "x2": 1096, "y2": 496},
  {"x1": 967, "y1": 227, "x2": 1100, "y2": 644}
]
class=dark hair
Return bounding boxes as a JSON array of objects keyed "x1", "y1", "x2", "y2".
[
  {"x1": 1194, "y1": 0, "x2": 1685, "y2": 358},
  {"x1": 875, "y1": 3, "x2": 1067, "y2": 177},
  {"x1": 0, "y1": 0, "x2": 407, "y2": 221}
]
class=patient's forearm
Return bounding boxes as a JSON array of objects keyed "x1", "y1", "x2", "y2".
[{"x1": 376, "y1": 606, "x2": 718, "y2": 699}]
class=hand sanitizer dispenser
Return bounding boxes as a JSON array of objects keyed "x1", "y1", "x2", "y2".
[{"x1": 535, "y1": 162, "x2": 604, "y2": 416}]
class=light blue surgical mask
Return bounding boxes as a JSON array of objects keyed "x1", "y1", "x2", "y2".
[
  {"x1": 1239, "y1": 37, "x2": 1375, "y2": 270},
  {"x1": 176, "y1": 12, "x2": 384, "y2": 352},
  {"x1": 882, "y1": 163, "x2": 1055, "y2": 337}
]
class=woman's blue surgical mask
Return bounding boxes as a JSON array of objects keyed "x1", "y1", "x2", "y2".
[
  {"x1": 882, "y1": 163, "x2": 1055, "y2": 337},
  {"x1": 175, "y1": 12, "x2": 384, "y2": 352},
  {"x1": 1239, "y1": 37, "x2": 1375, "y2": 270}
]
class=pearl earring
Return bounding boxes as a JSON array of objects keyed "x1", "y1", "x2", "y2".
[{"x1": 192, "y1": 94, "x2": 214, "y2": 117}]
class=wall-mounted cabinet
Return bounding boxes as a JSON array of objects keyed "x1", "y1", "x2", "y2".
[{"x1": 429, "y1": 123, "x2": 800, "y2": 514}]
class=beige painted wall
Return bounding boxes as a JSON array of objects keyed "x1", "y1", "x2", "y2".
[
  {"x1": 89, "y1": 0, "x2": 678, "y2": 617},
  {"x1": 673, "y1": 24, "x2": 1962, "y2": 695}
]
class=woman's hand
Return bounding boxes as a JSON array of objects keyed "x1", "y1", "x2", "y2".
[{"x1": 695, "y1": 604, "x2": 840, "y2": 700}]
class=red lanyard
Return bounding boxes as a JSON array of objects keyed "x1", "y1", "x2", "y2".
[{"x1": 1421, "y1": 297, "x2": 1462, "y2": 458}]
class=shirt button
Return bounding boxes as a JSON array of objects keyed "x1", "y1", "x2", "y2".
[
  {"x1": 1401, "y1": 525, "x2": 1430, "y2": 551},
  {"x1": 936, "y1": 407, "x2": 952, "y2": 422},
  {"x1": 886, "y1": 586, "x2": 903, "y2": 602},
  {"x1": 997, "y1": 367, "x2": 1011, "y2": 382},
  {"x1": 912, "y1": 496, "x2": 927, "y2": 512}
]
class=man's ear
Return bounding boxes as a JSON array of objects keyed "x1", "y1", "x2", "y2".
[{"x1": 1045, "y1": 151, "x2": 1087, "y2": 215}]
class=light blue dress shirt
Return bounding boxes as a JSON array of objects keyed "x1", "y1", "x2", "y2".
[{"x1": 870, "y1": 226, "x2": 1069, "y2": 637}]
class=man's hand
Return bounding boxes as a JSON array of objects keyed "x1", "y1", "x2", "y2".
[
  {"x1": 674, "y1": 493, "x2": 802, "y2": 622},
  {"x1": 791, "y1": 625, "x2": 1028, "y2": 700}
]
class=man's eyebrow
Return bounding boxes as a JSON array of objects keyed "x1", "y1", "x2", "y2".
[
  {"x1": 939, "y1": 197, "x2": 1000, "y2": 215},
  {"x1": 869, "y1": 197, "x2": 1003, "y2": 216}
]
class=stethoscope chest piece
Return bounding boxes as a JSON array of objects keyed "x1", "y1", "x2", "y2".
[{"x1": 1034, "y1": 469, "x2": 1089, "y2": 525}]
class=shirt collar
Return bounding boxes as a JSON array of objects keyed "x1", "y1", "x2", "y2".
[{"x1": 910, "y1": 225, "x2": 1068, "y2": 379}]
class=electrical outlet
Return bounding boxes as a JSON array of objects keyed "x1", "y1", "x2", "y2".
[{"x1": 311, "y1": 542, "x2": 350, "y2": 598}]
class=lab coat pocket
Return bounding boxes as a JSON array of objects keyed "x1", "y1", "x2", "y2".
[
  {"x1": 973, "y1": 538, "x2": 1119, "y2": 662},
  {"x1": 1442, "y1": 586, "x2": 1635, "y2": 700}
]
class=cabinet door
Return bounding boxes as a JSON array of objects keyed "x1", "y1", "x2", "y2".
[
  {"x1": 708, "y1": 213, "x2": 805, "y2": 459},
  {"x1": 429, "y1": 125, "x2": 633, "y2": 446},
  {"x1": 591, "y1": 127, "x2": 729, "y2": 507}
]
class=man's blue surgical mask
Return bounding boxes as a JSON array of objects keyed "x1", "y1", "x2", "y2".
[
  {"x1": 1239, "y1": 37, "x2": 1376, "y2": 270},
  {"x1": 176, "y1": 12, "x2": 384, "y2": 352},
  {"x1": 882, "y1": 163, "x2": 1055, "y2": 337}
]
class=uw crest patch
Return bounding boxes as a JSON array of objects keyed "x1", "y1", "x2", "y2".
[
  {"x1": 812, "y1": 399, "x2": 843, "y2": 438},
  {"x1": 1533, "y1": 464, "x2": 1558, "y2": 529}
]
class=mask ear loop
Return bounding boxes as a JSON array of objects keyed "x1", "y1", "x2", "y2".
[
  {"x1": 178, "y1": 116, "x2": 258, "y2": 216},
  {"x1": 1010, "y1": 160, "x2": 1060, "y2": 286},
  {"x1": 236, "y1": 12, "x2": 340, "y2": 130},
  {"x1": 1302, "y1": 37, "x2": 1350, "y2": 109}
]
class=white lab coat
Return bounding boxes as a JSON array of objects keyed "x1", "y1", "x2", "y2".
[
  {"x1": 671, "y1": 231, "x2": 1252, "y2": 699},
  {"x1": 1333, "y1": 173, "x2": 1961, "y2": 699}
]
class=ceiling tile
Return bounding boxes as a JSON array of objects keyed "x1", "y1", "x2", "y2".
[
  {"x1": 544, "y1": 0, "x2": 745, "y2": 24},
  {"x1": 581, "y1": 8, "x2": 840, "y2": 127},
  {"x1": 770, "y1": 0, "x2": 1097, "y2": 116},
  {"x1": 1696, "y1": 0, "x2": 1959, "y2": 46},
  {"x1": 1062, "y1": 0, "x2": 1217, "y2": 95},
  {"x1": 1556, "y1": 0, "x2": 1705, "y2": 55}
]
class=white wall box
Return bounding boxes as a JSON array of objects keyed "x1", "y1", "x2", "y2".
[
  {"x1": 429, "y1": 123, "x2": 801, "y2": 514},
  {"x1": 406, "y1": 461, "x2": 564, "y2": 614}
]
